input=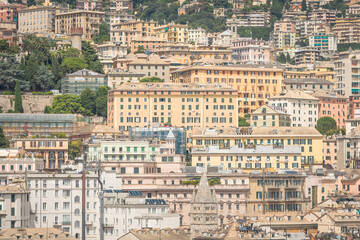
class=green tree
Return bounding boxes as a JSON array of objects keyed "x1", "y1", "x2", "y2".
[
  {"x1": 0, "y1": 126, "x2": 9, "y2": 148},
  {"x1": 51, "y1": 57, "x2": 62, "y2": 89},
  {"x1": 278, "y1": 52, "x2": 286, "y2": 63},
  {"x1": 301, "y1": 0, "x2": 307, "y2": 11},
  {"x1": 95, "y1": 86, "x2": 109, "y2": 117},
  {"x1": 238, "y1": 117, "x2": 250, "y2": 127},
  {"x1": 93, "y1": 21, "x2": 110, "y2": 44},
  {"x1": 0, "y1": 40, "x2": 9, "y2": 53},
  {"x1": 14, "y1": 80, "x2": 23, "y2": 113},
  {"x1": 140, "y1": 77, "x2": 163, "y2": 82},
  {"x1": 33, "y1": 65, "x2": 55, "y2": 91},
  {"x1": 270, "y1": 0, "x2": 283, "y2": 19},
  {"x1": 82, "y1": 41, "x2": 103, "y2": 73},
  {"x1": 316, "y1": 117, "x2": 337, "y2": 135},
  {"x1": 69, "y1": 140, "x2": 82, "y2": 159},
  {"x1": 23, "y1": 54, "x2": 39, "y2": 89},
  {"x1": 0, "y1": 54, "x2": 28, "y2": 90},
  {"x1": 44, "y1": 105, "x2": 51, "y2": 113},
  {"x1": 61, "y1": 57, "x2": 88, "y2": 74},
  {"x1": 80, "y1": 88, "x2": 96, "y2": 116},
  {"x1": 48, "y1": 95, "x2": 86, "y2": 115},
  {"x1": 134, "y1": 45, "x2": 146, "y2": 54},
  {"x1": 27, "y1": 0, "x2": 36, "y2": 6},
  {"x1": 286, "y1": 53, "x2": 291, "y2": 63},
  {"x1": 60, "y1": 47, "x2": 81, "y2": 59}
]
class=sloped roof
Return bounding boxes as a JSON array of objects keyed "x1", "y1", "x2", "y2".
[
  {"x1": 269, "y1": 90, "x2": 319, "y2": 101},
  {"x1": 68, "y1": 69, "x2": 104, "y2": 76}
]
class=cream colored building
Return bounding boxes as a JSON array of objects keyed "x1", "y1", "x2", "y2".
[
  {"x1": 19, "y1": 6, "x2": 67, "y2": 34},
  {"x1": 250, "y1": 105, "x2": 291, "y2": 127},
  {"x1": 192, "y1": 145, "x2": 302, "y2": 171},
  {"x1": 154, "y1": 23, "x2": 188, "y2": 43},
  {"x1": 55, "y1": 10, "x2": 105, "y2": 40},
  {"x1": 110, "y1": 20, "x2": 158, "y2": 37},
  {"x1": 191, "y1": 127, "x2": 323, "y2": 167},
  {"x1": 107, "y1": 83, "x2": 238, "y2": 144},
  {"x1": 170, "y1": 64, "x2": 284, "y2": 116}
]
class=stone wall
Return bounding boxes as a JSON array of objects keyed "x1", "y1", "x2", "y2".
[{"x1": 0, "y1": 95, "x2": 55, "y2": 113}]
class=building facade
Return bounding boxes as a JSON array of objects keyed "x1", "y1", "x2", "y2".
[{"x1": 250, "y1": 105, "x2": 291, "y2": 127}]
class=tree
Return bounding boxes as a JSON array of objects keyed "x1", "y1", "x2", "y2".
[
  {"x1": 69, "y1": 140, "x2": 82, "y2": 159},
  {"x1": 286, "y1": 53, "x2": 291, "y2": 63},
  {"x1": 33, "y1": 65, "x2": 55, "y2": 91},
  {"x1": 27, "y1": 0, "x2": 36, "y2": 7},
  {"x1": 44, "y1": 105, "x2": 51, "y2": 113},
  {"x1": 0, "y1": 40, "x2": 9, "y2": 53},
  {"x1": 82, "y1": 41, "x2": 103, "y2": 73},
  {"x1": 80, "y1": 88, "x2": 96, "y2": 116},
  {"x1": 0, "y1": 126, "x2": 9, "y2": 148},
  {"x1": 139, "y1": 77, "x2": 163, "y2": 82},
  {"x1": 278, "y1": 52, "x2": 286, "y2": 63},
  {"x1": 14, "y1": 80, "x2": 23, "y2": 113},
  {"x1": 95, "y1": 86, "x2": 109, "y2": 117},
  {"x1": 23, "y1": 54, "x2": 39, "y2": 88},
  {"x1": 0, "y1": 54, "x2": 28, "y2": 91},
  {"x1": 51, "y1": 57, "x2": 62, "y2": 89},
  {"x1": 238, "y1": 117, "x2": 250, "y2": 127},
  {"x1": 301, "y1": 0, "x2": 307, "y2": 11},
  {"x1": 61, "y1": 57, "x2": 88, "y2": 74},
  {"x1": 134, "y1": 45, "x2": 146, "y2": 54},
  {"x1": 93, "y1": 21, "x2": 110, "y2": 44},
  {"x1": 48, "y1": 95, "x2": 86, "y2": 115},
  {"x1": 60, "y1": 47, "x2": 81, "y2": 59},
  {"x1": 316, "y1": 117, "x2": 337, "y2": 135},
  {"x1": 270, "y1": 0, "x2": 283, "y2": 19}
]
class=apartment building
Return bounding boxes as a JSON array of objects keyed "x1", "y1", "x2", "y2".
[
  {"x1": 272, "y1": 19, "x2": 296, "y2": 49},
  {"x1": 55, "y1": 10, "x2": 105, "y2": 40},
  {"x1": 95, "y1": 43, "x2": 127, "y2": 58},
  {"x1": 284, "y1": 63, "x2": 335, "y2": 82},
  {"x1": 0, "y1": 4, "x2": 25, "y2": 23},
  {"x1": 191, "y1": 127, "x2": 323, "y2": 167},
  {"x1": 109, "y1": 0, "x2": 133, "y2": 13},
  {"x1": 305, "y1": 174, "x2": 337, "y2": 207},
  {"x1": 312, "y1": 91, "x2": 348, "y2": 129},
  {"x1": 323, "y1": 136, "x2": 337, "y2": 167},
  {"x1": 226, "y1": 12, "x2": 270, "y2": 27},
  {"x1": 349, "y1": 95, "x2": 360, "y2": 119},
  {"x1": 309, "y1": 32, "x2": 337, "y2": 52},
  {"x1": 106, "y1": 69, "x2": 144, "y2": 89},
  {"x1": 0, "y1": 184, "x2": 31, "y2": 231},
  {"x1": 113, "y1": 54, "x2": 170, "y2": 81},
  {"x1": 170, "y1": 64, "x2": 284, "y2": 116},
  {"x1": 191, "y1": 145, "x2": 302, "y2": 171},
  {"x1": 284, "y1": 78, "x2": 334, "y2": 91},
  {"x1": 76, "y1": 0, "x2": 103, "y2": 11},
  {"x1": 130, "y1": 36, "x2": 167, "y2": 53},
  {"x1": 294, "y1": 47, "x2": 320, "y2": 65},
  {"x1": 337, "y1": 127, "x2": 360, "y2": 169},
  {"x1": 268, "y1": 90, "x2": 320, "y2": 128},
  {"x1": 298, "y1": 20, "x2": 330, "y2": 38},
  {"x1": 347, "y1": 3, "x2": 360, "y2": 15},
  {"x1": 250, "y1": 105, "x2": 291, "y2": 127},
  {"x1": 231, "y1": 38, "x2": 272, "y2": 63},
  {"x1": 248, "y1": 172, "x2": 310, "y2": 214},
  {"x1": 110, "y1": 28, "x2": 140, "y2": 46},
  {"x1": 333, "y1": 18, "x2": 360, "y2": 44},
  {"x1": 188, "y1": 28, "x2": 208, "y2": 45},
  {"x1": 11, "y1": 138, "x2": 69, "y2": 169},
  {"x1": 19, "y1": 6, "x2": 67, "y2": 34},
  {"x1": 308, "y1": 9, "x2": 336, "y2": 24},
  {"x1": 333, "y1": 49, "x2": 360, "y2": 97},
  {"x1": 111, "y1": 20, "x2": 158, "y2": 37},
  {"x1": 107, "y1": 83, "x2": 238, "y2": 143},
  {"x1": 154, "y1": 23, "x2": 188, "y2": 43},
  {"x1": 61, "y1": 69, "x2": 106, "y2": 96}
]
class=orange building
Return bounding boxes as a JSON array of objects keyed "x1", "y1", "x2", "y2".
[{"x1": 349, "y1": 95, "x2": 360, "y2": 119}]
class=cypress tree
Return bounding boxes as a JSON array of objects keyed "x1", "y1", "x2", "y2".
[{"x1": 14, "y1": 80, "x2": 23, "y2": 113}]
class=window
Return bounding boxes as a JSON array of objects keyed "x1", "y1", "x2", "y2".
[
  {"x1": 11, "y1": 208, "x2": 15, "y2": 216},
  {"x1": 11, "y1": 194, "x2": 15, "y2": 202},
  {"x1": 134, "y1": 167, "x2": 139, "y2": 174}
]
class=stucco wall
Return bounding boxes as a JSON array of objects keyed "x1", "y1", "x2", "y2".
[{"x1": 0, "y1": 95, "x2": 55, "y2": 113}]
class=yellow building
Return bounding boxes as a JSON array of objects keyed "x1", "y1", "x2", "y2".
[
  {"x1": 284, "y1": 63, "x2": 335, "y2": 83},
  {"x1": 192, "y1": 126, "x2": 323, "y2": 168},
  {"x1": 107, "y1": 83, "x2": 238, "y2": 143},
  {"x1": 192, "y1": 144, "x2": 302, "y2": 172},
  {"x1": 111, "y1": 20, "x2": 158, "y2": 37},
  {"x1": 250, "y1": 105, "x2": 291, "y2": 127},
  {"x1": 154, "y1": 23, "x2": 189, "y2": 43},
  {"x1": 170, "y1": 64, "x2": 284, "y2": 116}
]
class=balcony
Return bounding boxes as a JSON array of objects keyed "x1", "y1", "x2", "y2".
[
  {"x1": 85, "y1": 221, "x2": 93, "y2": 226},
  {"x1": 0, "y1": 210, "x2": 6, "y2": 215},
  {"x1": 104, "y1": 223, "x2": 114, "y2": 228},
  {"x1": 62, "y1": 221, "x2": 71, "y2": 225}
]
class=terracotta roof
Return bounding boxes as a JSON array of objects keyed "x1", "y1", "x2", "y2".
[
  {"x1": 269, "y1": 90, "x2": 319, "y2": 101},
  {"x1": 0, "y1": 228, "x2": 76, "y2": 240}
]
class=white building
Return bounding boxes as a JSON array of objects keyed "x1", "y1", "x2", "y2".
[
  {"x1": 309, "y1": 32, "x2": 337, "y2": 52},
  {"x1": 104, "y1": 190, "x2": 180, "y2": 240},
  {"x1": 95, "y1": 43, "x2": 127, "y2": 58},
  {"x1": 188, "y1": 28, "x2": 208, "y2": 45},
  {"x1": 268, "y1": 90, "x2": 320, "y2": 127}
]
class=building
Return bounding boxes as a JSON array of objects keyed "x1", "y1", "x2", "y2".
[
  {"x1": 299, "y1": 20, "x2": 330, "y2": 38},
  {"x1": 109, "y1": 0, "x2": 133, "y2": 13},
  {"x1": 312, "y1": 91, "x2": 348, "y2": 129},
  {"x1": 110, "y1": 28, "x2": 141, "y2": 46},
  {"x1": 192, "y1": 145, "x2": 302, "y2": 171},
  {"x1": 0, "y1": 228, "x2": 77, "y2": 240},
  {"x1": 349, "y1": 95, "x2": 360, "y2": 119},
  {"x1": 188, "y1": 28, "x2": 208, "y2": 45},
  {"x1": 0, "y1": 148, "x2": 43, "y2": 173},
  {"x1": 11, "y1": 138, "x2": 69, "y2": 169},
  {"x1": 18, "y1": 6, "x2": 67, "y2": 34},
  {"x1": 308, "y1": 9, "x2": 336, "y2": 24},
  {"x1": 294, "y1": 47, "x2": 320, "y2": 65},
  {"x1": 190, "y1": 172, "x2": 218, "y2": 238},
  {"x1": 268, "y1": 90, "x2": 320, "y2": 128},
  {"x1": 333, "y1": 49, "x2": 360, "y2": 97},
  {"x1": 106, "y1": 69, "x2": 144, "y2": 89},
  {"x1": 154, "y1": 23, "x2": 188, "y2": 43},
  {"x1": 95, "y1": 43, "x2": 127, "y2": 58},
  {"x1": 333, "y1": 18, "x2": 360, "y2": 44},
  {"x1": 0, "y1": 4, "x2": 25, "y2": 24},
  {"x1": 0, "y1": 114, "x2": 86, "y2": 138},
  {"x1": 309, "y1": 32, "x2": 337, "y2": 52},
  {"x1": 61, "y1": 69, "x2": 106, "y2": 95},
  {"x1": 107, "y1": 83, "x2": 238, "y2": 144},
  {"x1": 305, "y1": 174, "x2": 337, "y2": 207},
  {"x1": 55, "y1": 10, "x2": 105, "y2": 40},
  {"x1": 337, "y1": 127, "x2": 360, "y2": 169},
  {"x1": 130, "y1": 36, "x2": 167, "y2": 53},
  {"x1": 170, "y1": 64, "x2": 284, "y2": 116},
  {"x1": 284, "y1": 78, "x2": 334, "y2": 91},
  {"x1": 76, "y1": 0, "x2": 103, "y2": 11},
  {"x1": 191, "y1": 127, "x2": 323, "y2": 167},
  {"x1": 114, "y1": 54, "x2": 170, "y2": 82},
  {"x1": 226, "y1": 12, "x2": 269, "y2": 27},
  {"x1": 284, "y1": 63, "x2": 335, "y2": 82},
  {"x1": 250, "y1": 105, "x2": 291, "y2": 127},
  {"x1": 347, "y1": 3, "x2": 360, "y2": 15},
  {"x1": 323, "y1": 136, "x2": 337, "y2": 167},
  {"x1": 231, "y1": 38, "x2": 272, "y2": 63},
  {"x1": 110, "y1": 20, "x2": 158, "y2": 38},
  {"x1": 337, "y1": 169, "x2": 360, "y2": 195},
  {"x1": 272, "y1": 20, "x2": 296, "y2": 49},
  {"x1": 0, "y1": 184, "x2": 31, "y2": 231}
]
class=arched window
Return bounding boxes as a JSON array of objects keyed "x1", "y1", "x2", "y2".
[
  {"x1": 74, "y1": 209, "x2": 80, "y2": 215},
  {"x1": 75, "y1": 221, "x2": 80, "y2": 228},
  {"x1": 74, "y1": 196, "x2": 80, "y2": 203}
]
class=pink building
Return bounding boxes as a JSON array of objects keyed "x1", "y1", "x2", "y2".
[
  {"x1": 231, "y1": 38, "x2": 272, "y2": 63},
  {"x1": 110, "y1": 0, "x2": 133, "y2": 13},
  {"x1": 338, "y1": 169, "x2": 360, "y2": 195},
  {"x1": 76, "y1": 0, "x2": 103, "y2": 11},
  {"x1": 314, "y1": 91, "x2": 348, "y2": 129},
  {"x1": 323, "y1": 136, "x2": 337, "y2": 167},
  {"x1": 0, "y1": 148, "x2": 43, "y2": 174},
  {"x1": 274, "y1": 19, "x2": 296, "y2": 32}
]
